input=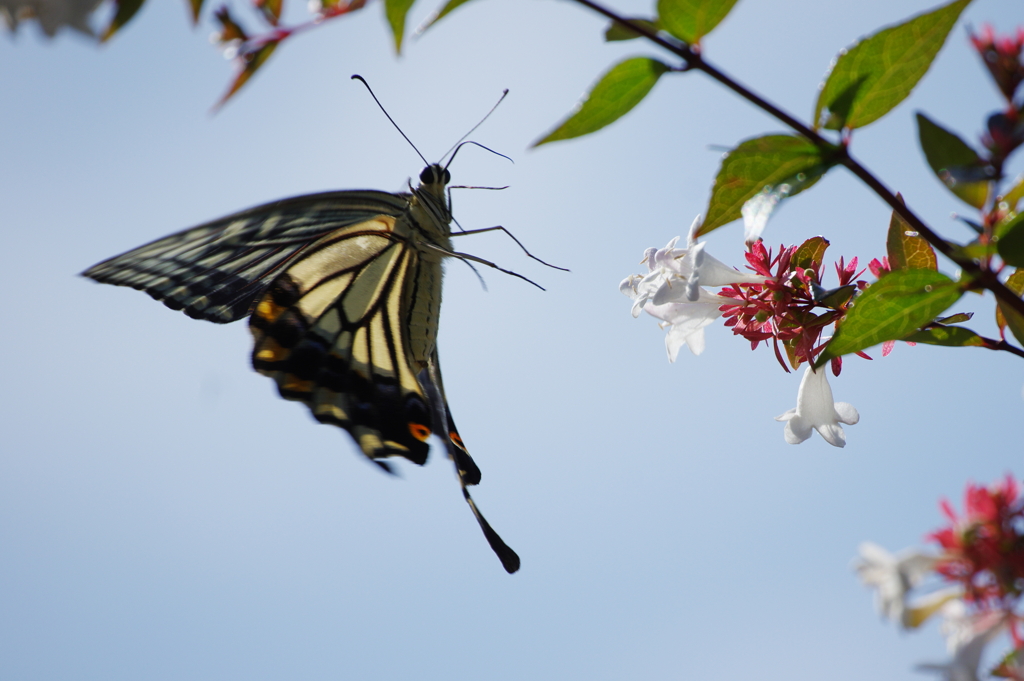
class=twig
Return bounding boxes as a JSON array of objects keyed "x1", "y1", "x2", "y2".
[{"x1": 567, "y1": 0, "x2": 1024, "y2": 319}]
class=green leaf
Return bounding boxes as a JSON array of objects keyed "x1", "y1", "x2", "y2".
[
  {"x1": 817, "y1": 284, "x2": 857, "y2": 309},
  {"x1": 886, "y1": 193, "x2": 937, "y2": 270},
  {"x1": 189, "y1": 0, "x2": 205, "y2": 24},
  {"x1": 419, "y1": 0, "x2": 475, "y2": 32},
  {"x1": 1002, "y1": 174, "x2": 1024, "y2": 211},
  {"x1": 384, "y1": 0, "x2": 416, "y2": 53},
  {"x1": 213, "y1": 40, "x2": 279, "y2": 111},
  {"x1": 792, "y1": 236, "x2": 830, "y2": 270},
  {"x1": 904, "y1": 325, "x2": 986, "y2": 347},
  {"x1": 533, "y1": 58, "x2": 670, "y2": 147},
  {"x1": 996, "y1": 212, "x2": 1024, "y2": 267},
  {"x1": 698, "y1": 135, "x2": 837, "y2": 236},
  {"x1": 817, "y1": 269, "x2": 962, "y2": 364},
  {"x1": 935, "y1": 312, "x2": 973, "y2": 324},
  {"x1": 100, "y1": 0, "x2": 146, "y2": 42},
  {"x1": 213, "y1": 6, "x2": 248, "y2": 42},
  {"x1": 996, "y1": 270, "x2": 1024, "y2": 346},
  {"x1": 657, "y1": 0, "x2": 739, "y2": 44},
  {"x1": 916, "y1": 113, "x2": 992, "y2": 208},
  {"x1": 814, "y1": 0, "x2": 971, "y2": 131},
  {"x1": 256, "y1": 0, "x2": 283, "y2": 25},
  {"x1": 605, "y1": 17, "x2": 659, "y2": 42}
]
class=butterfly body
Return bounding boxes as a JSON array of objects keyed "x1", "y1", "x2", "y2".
[{"x1": 83, "y1": 163, "x2": 519, "y2": 573}]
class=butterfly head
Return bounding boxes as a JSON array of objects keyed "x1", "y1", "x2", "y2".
[{"x1": 419, "y1": 164, "x2": 451, "y2": 188}]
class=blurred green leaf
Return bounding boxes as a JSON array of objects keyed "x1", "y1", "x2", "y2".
[
  {"x1": 886, "y1": 193, "x2": 937, "y2": 270},
  {"x1": 189, "y1": 0, "x2": 205, "y2": 24},
  {"x1": 605, "y1": 17, "x2": 659, "y2": 42},
  {"x1": 1002, "y1": 174, "x2": 1024, "y2": 211},
  {"x1": 950, "y1": 238, "x2": 997, "y2": 262},
  {"x1": 916, "y1": 113, "x2": 991, "y2": 208},
  {"x1": 996, "y1": 270, "x2": 1024, "y2": 346},
  {"x1": 904, "y1": 325, "x2": 986, "y2": 347},
  {"x1": 817, "y1": 284, "x2": 857, "y2": 309},
  {"x1": 817, "y1": 269, "x2": 962, "y2": 364},
  {"x1": 814, "y1": 0, "x2": 971, "y2": 130},
  {"x1": 792, "y1": 236, "x2": 830, "y2": 270},
  {"x1": 385, "y1": 0, "x2": 416, "y2": 53},
  {"x1": 936, "y1": 312, "x2": 973, "y2": 324},
  {"x1": 256, "y1": 0, "x2": 283, "y2": 25},
  {"x1": 657, "y1": 0, "x2": 738, "y2": 44},
  {"x1": 698, "y1": 135, "x2": 837, "y2": 236},
  {"x1": 419, "y1": 0, "x2": 474, "y2": 32},
  {"x1": 100, "y1": 0, "x2": 146, "y2": 42},
  {"x1": 213, "y1": 40, "x2": 279, "y2": 111},
  {"x1": 533, "y1": 58, "x2": 670, "y2": 147},
  {"x1": 996, "y1": 212, "x2": 1024, "y2": 267},
  {"x1": 214, "y1": 6, "x2": 248, "y2": 42}
]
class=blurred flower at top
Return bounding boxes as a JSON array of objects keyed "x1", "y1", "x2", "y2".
[
  {"x1": 0, "y1": 0, "x2": 100, "y2": 36},
  {"x1": 970, "y1": 25, "x2": 1024, "y2": 104}
]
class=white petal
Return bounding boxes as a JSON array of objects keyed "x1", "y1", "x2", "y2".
[
  {"x1": 686, "y1": 215, "x2": 702, "y2": 247},
  {"x1": 815, "y1": 421, "x2": 847, "y2": 447},
  {"x1": 782, "y1": 416, "x2": 813, "y2": 444},
  {"x1": 834, "y1": 401, "x2": 860, "y2": 425},
  {"x1": 774, "y1": 408, "x2": 798, "y2": 423}
]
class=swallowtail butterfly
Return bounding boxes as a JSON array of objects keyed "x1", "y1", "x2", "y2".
[{"x1": 83, "y1": 161, "x2": 521, "y2": 573}]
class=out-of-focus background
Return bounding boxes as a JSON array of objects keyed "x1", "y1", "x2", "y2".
[{"x1": 2, "y1": 1, "x2": 1021, "y2": 679}]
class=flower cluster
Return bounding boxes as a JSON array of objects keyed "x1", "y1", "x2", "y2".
[
  {"x1": 620, "y1": 218, "x2": 864, "y2": 447},
  {"x1": 970, "y1": 25, "x2": 1024, "y2": 105},
  {"x1": 970, "y1": 25, "x2": 1024, "y2": 176},
  {"x1": 718, "y1": 239, "x2": 864, "y2": 371},
  {"x1": 931, "y1": 476, "x2": 1024, "y2": 610},
  {"x1": 856, "y1": 476, "x2": 1024, "y2": 681}
]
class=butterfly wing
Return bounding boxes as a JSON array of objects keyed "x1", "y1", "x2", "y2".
[
  {"x1": 248, "y1": 218, "x2": 520, "y2": 573},
  {"x1": 422, "y1": 351, "x2": 521, "y2": 574},
  {"x1": 82, "y1": 190, "x2": 409, "y2": 323},
  {"x1": 249, "y1": 215, "x2": 439, "y2": 466}
]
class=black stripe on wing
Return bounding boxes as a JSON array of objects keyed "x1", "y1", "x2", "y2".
[
  {"x1": 82, "y1": 190, "x2": 410, "y2": 324},
  {"x1": 249, "y1": 221, "x2": 435, "y2": 466}
]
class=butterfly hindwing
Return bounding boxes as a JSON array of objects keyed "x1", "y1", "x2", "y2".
[{"x1": 249, "y1": 217, "x2": 437, "y2": 466}]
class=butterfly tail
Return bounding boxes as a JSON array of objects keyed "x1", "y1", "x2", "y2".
[{"x1": 422, "y1": 357, "x2": 520, "y2": 574}]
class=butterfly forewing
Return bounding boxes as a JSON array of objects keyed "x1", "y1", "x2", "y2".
[{"x1": 83, "y1": 191, "x2": 409, "y2": 323}]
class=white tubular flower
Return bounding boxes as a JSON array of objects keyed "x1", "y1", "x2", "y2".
[
  {"x1": 775, "y1": 366, "x2": 859, "y2": 447},
  {"x1": 643, "y1": 289, "x2": 738, "y2": 360},
  {"x1": 620, "y1": 239, "x2": 687, "y2": 317},
  {"x1": 620, "y1": 216, "x2": 768, "y2": 358},
  {"x1": 916, "y1": 606, "x2": 1006, "y2": 681},
  {"x1": 854, "y1": 542, "x2": 940, "y2": 626}
]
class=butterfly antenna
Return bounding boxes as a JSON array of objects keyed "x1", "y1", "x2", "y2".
[
  {"x1": 351, "y1": 74, "x2": 429, "y2": 167},
  {"x1": 441, "y1": 89, "x2": 509, "y2": 163},
  {"x1": 445, "y1": 141, "x2": 513, "y2": 171}
]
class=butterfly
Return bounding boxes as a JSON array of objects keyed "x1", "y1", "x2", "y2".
[{"x1": 82, "y1": 161, "x2": 522, "y2": 573}]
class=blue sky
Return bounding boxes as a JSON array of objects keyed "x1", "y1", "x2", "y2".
[{"x1": 2, "y1": 0, "x2": 1022, "y2": 679}]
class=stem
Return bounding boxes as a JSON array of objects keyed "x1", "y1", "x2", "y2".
[{"x1": 567, "y1": 0, "x2": 1024, "y2": 320}]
